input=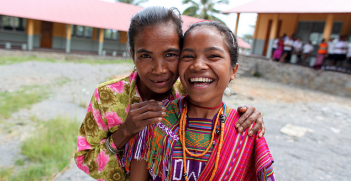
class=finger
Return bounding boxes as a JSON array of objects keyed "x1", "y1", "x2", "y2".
[
  {"x1": 259, "y1": 123, "x2": 265, "y2": 138},
  {"x1": 134, "y1": 111, "x2": 166, "y2": 122},
  {"x1": 237, "y1": 105, "x2": 247, "y2": 113},
  {"x1": 240, "y1": 110, "x2": 259, "y2": 134},
  {"x1": 236, "y1": 105, "x2": 255, "y2": 129},
  {"x1": 130, "y1": 100, "x2": 161, "y2": 109},
  {"x1": 146, "y1": 117, "x2": 163, "y2": 125},
  {"x1": 248, "y1": 117, "x2": 263, "y2": 136},
  {"x1": 132, "y1": 103, "x2": 165, "y2": 115}
]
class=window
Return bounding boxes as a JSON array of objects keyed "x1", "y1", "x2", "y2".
[
  {"x1": 71, "y1": 25, "x2": 93, "y2": 38},
  {"x1": 0, "y1": 15, "x2": 26, "y2": 31},
  {"x1": 104, "y1": 29, "x2": 119, "y2": 40}
]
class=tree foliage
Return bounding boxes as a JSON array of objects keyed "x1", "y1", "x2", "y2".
[{"x1": 182, "y1": 0, "x2": 229, "y2": 25}]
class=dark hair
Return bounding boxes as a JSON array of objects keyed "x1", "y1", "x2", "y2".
[
  {"x1": 183, "y1": 21, "x2": 239, "y2": 66},
  {"x1": 127, "y1": 6, "x2": 183, "y2": 54}
]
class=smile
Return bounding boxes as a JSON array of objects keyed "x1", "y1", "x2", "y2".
[{"x1": 189, "y1": 77, "x2": 214, "y2": 87}]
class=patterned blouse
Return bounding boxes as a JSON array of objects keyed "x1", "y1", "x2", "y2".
[{"x1": 74, "y1": 71, "x2": 186, "y2": 181}]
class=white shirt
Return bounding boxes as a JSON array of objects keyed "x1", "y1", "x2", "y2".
[
  {"x1": 303, "y1": 44, "x2": 314, "y2": 53},
  {"x1": 334, "y1": 41, "x2": 346, "y2": 54},
  {"x1": 328, "y1": 41, "x2": 334, "y2": 54},
  {"x1": 342, "y1": 41, "x2": 348, "y2": 54},
  {"x1": 347, "y1": 46, "x2": 351, "y2": 57},
  {"x1": 293, "y1": 40, "x2": 303, "y2": 51},
  {"x1": 284, "y1": 39, "x2": 294, "y2": 51},
  {"x1": 272, "y1": 39, "x2": 279, "y2": 49}
]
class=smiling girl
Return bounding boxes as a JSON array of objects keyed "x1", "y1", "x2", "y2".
[{"x1": 125, "y1": 21, "x2": 275, "y2": 181}]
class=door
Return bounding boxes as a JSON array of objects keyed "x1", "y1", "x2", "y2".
[
  {"x1": 40, "y1": 21, "x2": 53, "y2": 48},
  {"x1": 263, "y1": 20, "x2": 272, "y2": 56}
]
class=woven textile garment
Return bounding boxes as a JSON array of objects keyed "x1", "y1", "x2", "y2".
[
  {"x1": 124, "y1": 97, "x2": 275, "y2": 181},
  {"x1": 74, "y1": 71, "x2": 185, "y2": 180}
]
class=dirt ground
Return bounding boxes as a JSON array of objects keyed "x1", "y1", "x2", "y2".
[{"x1": 0, "y1": 60, "x2": 350, "y2": 181}]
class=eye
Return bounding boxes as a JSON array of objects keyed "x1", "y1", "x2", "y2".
[
  {"x1": 208, "y1": 54, "x2": 221, "y2": 58},
  {"x1": 181, "y1": 54, "x2": 194, "y2": 59},
  {"x1": 140, "y1": 54, "x2": 151, "y2": 58},
  {"x1": 166, "y1": 53, "x2": 177, "y2": 57}
]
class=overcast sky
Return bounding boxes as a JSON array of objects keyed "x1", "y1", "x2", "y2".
[{"x1": 103, "y1": 0, "x2": 257, "y2": 37}]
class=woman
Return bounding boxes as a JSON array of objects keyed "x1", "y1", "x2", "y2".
[
  {"x1": 74, "y1": 7, "x2": 266, "y2": 180},
  {"x1": 313, "y1": 39, "x2": 327, "y2": 70},
  {"x1": 272, "y1": 37, "x2": 284, "y2": 61},
  {"x1": 126, "y1": 21, "x2": 274, "y2": 181}
]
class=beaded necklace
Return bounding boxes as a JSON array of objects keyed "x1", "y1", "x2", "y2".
[{"x1": 179, "y1": 101, "x2": 225, "y2": 181}]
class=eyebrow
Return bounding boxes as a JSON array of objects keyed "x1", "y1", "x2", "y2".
[
  {"x1": 136, "y1": 48, "x2": 180, "y2": 54},
  {"x1": 136, "y1": 49, "x2": 152, "y2": 54},
  {"x1": 182, "y1": 47, "x2": 225, "y2": 53}
]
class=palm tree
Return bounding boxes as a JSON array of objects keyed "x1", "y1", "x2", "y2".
[
  {"x1": 117, "y1": 0, "x2": 148, "y2": 6},
  {"x1": 182, "y1": 0, "x2": 229, "y2": 25}
]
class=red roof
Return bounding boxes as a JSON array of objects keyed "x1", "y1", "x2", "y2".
[
  {"x1": 237, "y1": 37, "x2": 251, "y2": 49},
  {"x1": 0, "y1": 0, "x2": 250, "y2": 48},
  {"x1": 0, "y1": 0, "x2": 204, "y2": 32},
  {"x1": 222, "y1": 0, "x2": 351, "y2": 14}
]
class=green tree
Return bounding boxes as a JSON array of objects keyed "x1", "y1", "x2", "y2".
[
  {"x1": 117, "y1": 0, "x2": 147, "y2": 6},
  {"x1": 182, "y1": 0, "x2": 229, "y2": 25}
]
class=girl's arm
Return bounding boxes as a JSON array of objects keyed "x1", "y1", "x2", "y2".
[{"x1": 130, "y1": 159, "x2": 149, "y2": 181}]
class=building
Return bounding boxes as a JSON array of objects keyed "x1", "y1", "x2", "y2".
[
  {"x1": 223, "y1": 0, "x2": 351, "y2": 58},
  {"x1": 0, "y1": 0, "x2": 208, "y2": 56}
]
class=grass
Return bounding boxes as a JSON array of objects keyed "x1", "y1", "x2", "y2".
[
  {"x1": 0, "y1": 56, "x2": 133, "y2": 65},
  {"x1": 0, "y1": 86, "x2": 49, "y2": 119},
  {"x1": 0, "y1": 168, "x2": 13, "y2": 181},
  {"x1": 5, "y1": 117, "x2": 80, "y2": 181}
]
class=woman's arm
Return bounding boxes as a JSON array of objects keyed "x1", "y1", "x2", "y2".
[{"x1": 130, "y1": 159, "x2": 149, "y2": 181}]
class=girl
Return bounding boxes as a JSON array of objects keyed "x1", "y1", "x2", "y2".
[{"x1": 125, "y1": 21, "x2": 274, "y2": 181}]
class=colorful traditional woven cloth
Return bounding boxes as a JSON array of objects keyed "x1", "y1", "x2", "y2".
[{"x1": 124, "y1": 97, "x2": 275, "y2": 181}]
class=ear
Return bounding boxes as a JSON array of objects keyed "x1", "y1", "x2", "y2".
[{"x1": 230, "y1": 63, "x2": 239, "y2": 80}]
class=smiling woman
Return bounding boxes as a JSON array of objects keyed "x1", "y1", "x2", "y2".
[{"x1": 74, "y1": 6, "x2": 266, "y2": 181}]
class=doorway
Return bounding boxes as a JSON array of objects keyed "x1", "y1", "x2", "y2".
[{"x1": 40, "y1": 21, "x2": 53, "y2": 48}]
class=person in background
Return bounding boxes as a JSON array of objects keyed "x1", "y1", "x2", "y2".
[
  {"x1": 293, "y1": 37, "x2": 303, "y2": 63},
  {"x1": 271, "y1": 36, "x2": 279, "y2": 61},
  {"x1": 333, "y1": 36, "x2": 348, "y2": 71},
  {"x1": 340, "y1": 36, "x2": 349, "y2": 72},
  {"x1": 325, "y1": 38, "x2": 335, "y2": 70},
  {"x1": 280, "y1": 36, "x2": 294, "y2": 63},
  {"x1": 346, "y1": 45, "x2": 351, "y2": 73},
  {"x1": 302, "y1": 41, "x2": 314, "y2": 66},
  {"x1": 272, "y1": 36, "x2": 284, "y2": 61},
  {"x1": 313, "y1": 39, "x2": 327, "y2": 70}
]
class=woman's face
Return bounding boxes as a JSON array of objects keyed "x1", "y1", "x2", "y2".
[
  {"x1": 132, "y1": 23, "x2": 180, "y2": 94},
  {"x1": 179, "y1": 27, "x2": 238, "y2": 105}
]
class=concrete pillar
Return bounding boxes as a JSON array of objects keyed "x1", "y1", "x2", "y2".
[
  {"x1": 323, "y1": 14, "x2": 334, "y2": 40},
  {"x1": 98, "y1": 29, "x2": 104, "y2": 55},
  {"x1": 234, "y1": 13, "x2": 240, "y2": 36},
  {"x1": 66, "y1": 24, "x2": 72, "y2": 53},
  {"x1": 27, "y1": 19, "x2": 34, "y2": 51},
  {"x1": 266, "y1": 14, "x2": 279, "y2": 59},
  {"x1": 251, "y1": 14, "x2": 261, "y2": 54}
]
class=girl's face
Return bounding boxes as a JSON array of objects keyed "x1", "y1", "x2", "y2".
[
  {"x1": 132, "y1": 23, "x2": 180, "y2": 94},
  {"x1": 179, "y1": 27, "x2": 238, "y2": 105}
]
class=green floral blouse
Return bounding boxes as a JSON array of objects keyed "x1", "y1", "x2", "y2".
[{"x1": 74, "y1": 71, "x2": 186, "y2": 181}]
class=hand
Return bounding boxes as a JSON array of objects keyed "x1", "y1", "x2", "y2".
[
  {"x1": 236, "y1": 105, "x2": 265, "y2": 138},
  {"x1": 112, "y1": 100, "x2": 165, "y2": 149},
  {"x1": 123, "y1": 100, "x2": 166, "y2": 136}
]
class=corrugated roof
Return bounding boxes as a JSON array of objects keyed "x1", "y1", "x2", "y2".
[
  {"x1": 222, "y1": 0, "x2": 351, "y2": 14},
  {"x1": 0, "y1": 0, "x2": 251, "y2": 48},
  {"x1": 237, "y1": 37, "x2": 251, "y2": 49},
  {"x1": 0, "y1": 0, "x2": 204, "y2": 32}
]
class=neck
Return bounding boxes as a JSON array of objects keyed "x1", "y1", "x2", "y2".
[
  {"x1": 187, "y1": 96, "x2": 223, "y2": 120},
  {"x1": 137, "y1": 76, "x2": 169, "y2": 101}
]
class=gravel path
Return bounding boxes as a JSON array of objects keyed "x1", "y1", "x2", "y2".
[{"x1": 0, "y1": 61, "x2": 350, "y2": 181}]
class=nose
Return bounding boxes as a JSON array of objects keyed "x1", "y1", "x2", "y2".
[
  {"x1": 190, "y1": 57, "x2": 208, "y2": 72},
  {"x1": 152, "y1": 58, "x2": 167, "y2": 75}
]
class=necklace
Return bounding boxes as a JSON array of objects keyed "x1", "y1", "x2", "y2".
[
  {"x1": 189, "y1": 101, "x2": 223, "y2": 109},
  {"x1": 179, "y1": 100, "x2": 225, "y2": 181}
]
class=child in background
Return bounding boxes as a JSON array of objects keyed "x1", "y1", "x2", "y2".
[{"x1": 302, "y1": 41, "x2": 314, "y2": 66}]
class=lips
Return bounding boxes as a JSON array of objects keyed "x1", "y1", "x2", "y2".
[
  {"x1": 188, "y1": 77, "x2": 215, "y2": 87},
  {"x1": 150, "y1": 77, "x2": 171, "y2": 87}
]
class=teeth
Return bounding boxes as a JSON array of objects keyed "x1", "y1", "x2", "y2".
[{"x1": 190, "y1": 77, "x2": 213, "y2": 83}]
